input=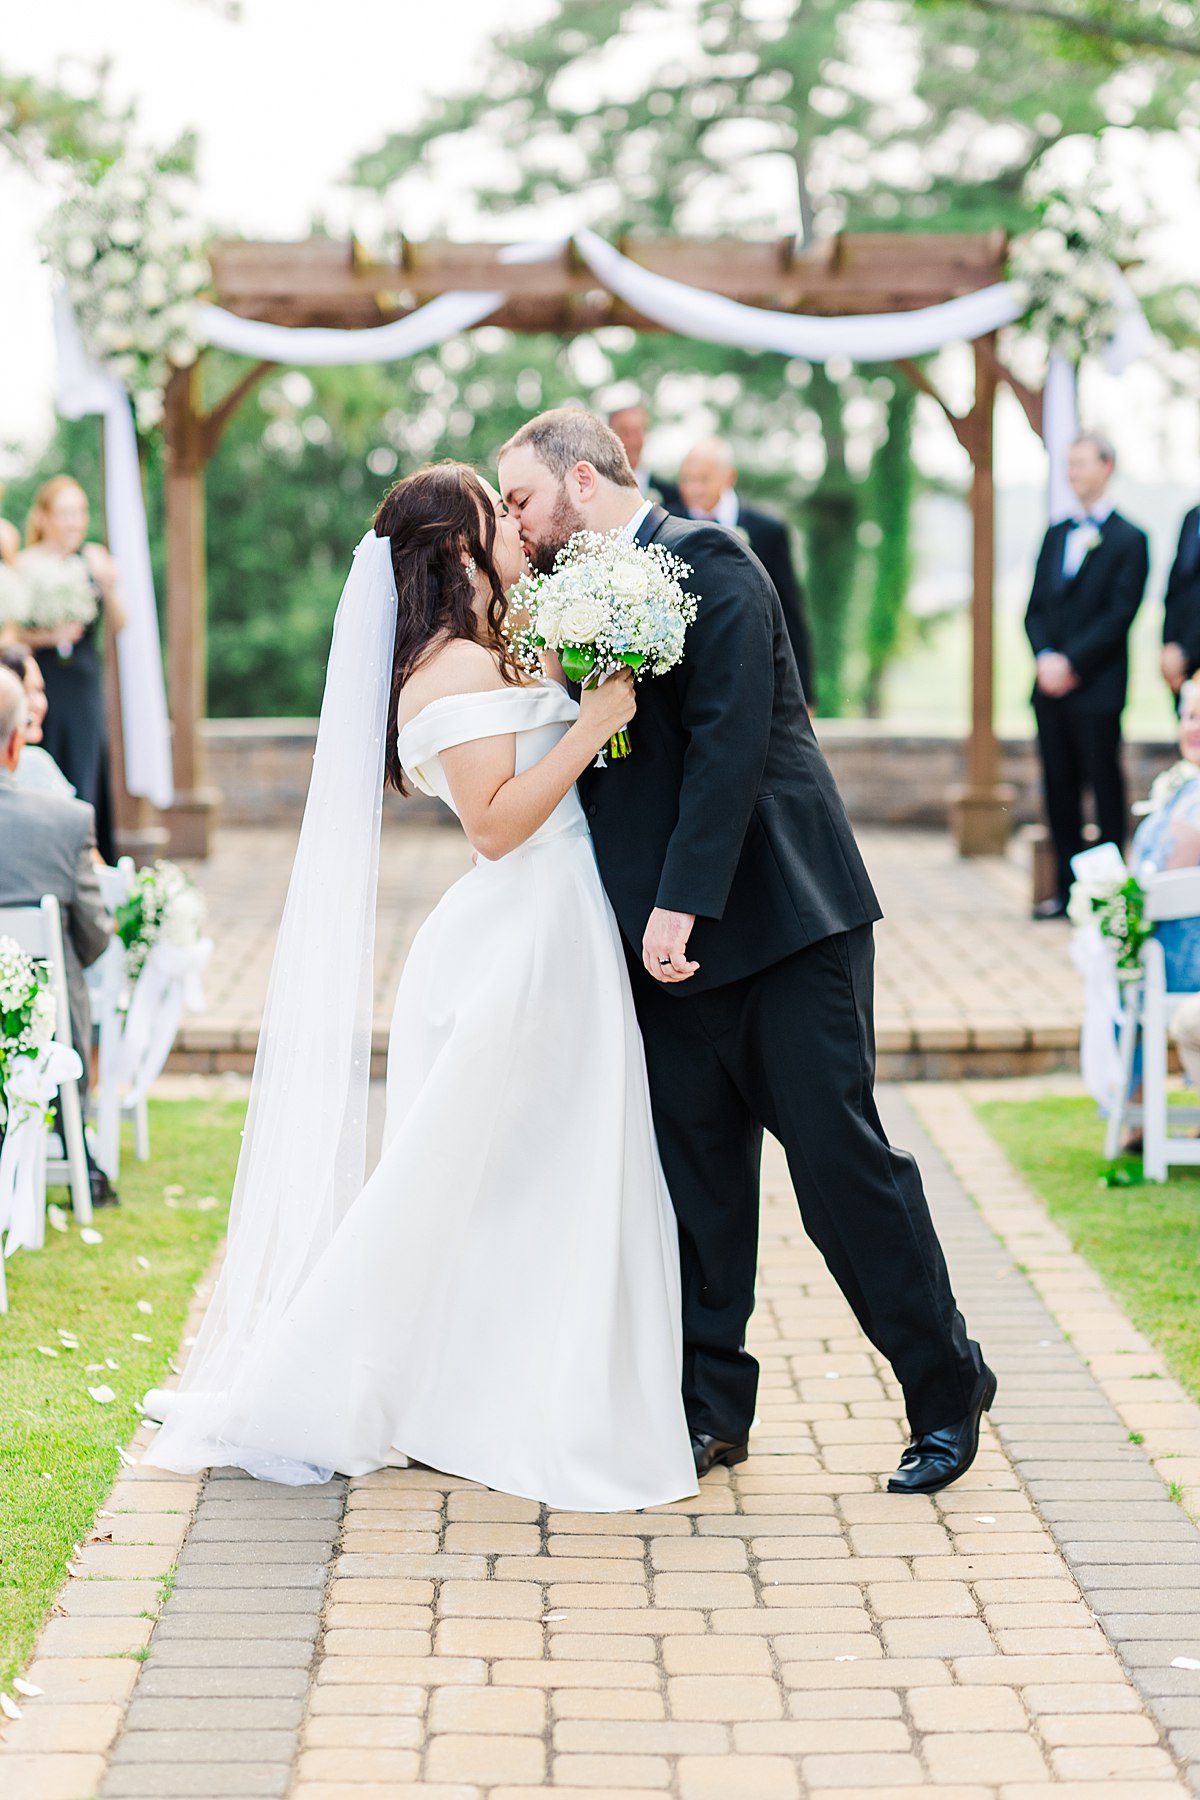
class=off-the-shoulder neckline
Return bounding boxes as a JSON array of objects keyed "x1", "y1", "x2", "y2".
[{"x1": 395, "y1": 677, "x2": 567, "y2": 745}]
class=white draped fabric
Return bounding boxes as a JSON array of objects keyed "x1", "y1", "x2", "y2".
[
  {"x1": 54, "y1": 295, "x2": 175, "y2": 810},
  {"x1": 0, "y1": 1042, "x2": 85, "y2": 1267},
  {"x1": 195, "y1": 290, "x2": 504, "y2": 365},
  {"x1": 116, "y1": 937, "x2": 214, "y2": 1108},
  {"x1": 574, "y1": 228, "x2": 1028, "y2": 360}
]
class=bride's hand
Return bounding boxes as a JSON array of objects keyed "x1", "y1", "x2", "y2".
[{"x1": 578, "y1": 670, "x2": 637, "y2": 749}]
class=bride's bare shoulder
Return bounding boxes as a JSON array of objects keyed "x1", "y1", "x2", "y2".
[{"x1": 396, "y1": 639, "x2": 511, "y2": 728}]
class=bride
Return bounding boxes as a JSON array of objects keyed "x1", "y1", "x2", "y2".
[{"x1": 145, "y1": 463, "x2": 699, "y2": 1512}]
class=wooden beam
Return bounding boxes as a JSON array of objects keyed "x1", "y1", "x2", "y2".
[
  {"x1": 200, "y1": 359, "x2": 274, "y2": 461},
  {"x1": 207, "y1": 233, "x2": 1010, "y2": 333},
  {"x1": 894, "y1": 358, "x2": 973, "y2": 454},
  {"x1": 161, "y1": 365, "x2": 219, "y2": 858}
]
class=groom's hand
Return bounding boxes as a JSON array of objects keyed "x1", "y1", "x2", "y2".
[{"x1": 643, "y1": 909, "x2": 699, "y2": 985}]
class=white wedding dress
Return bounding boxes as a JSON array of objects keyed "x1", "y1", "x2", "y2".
[{"x1": 147, "y1": 680, "x2": 697, "y2": 1512}]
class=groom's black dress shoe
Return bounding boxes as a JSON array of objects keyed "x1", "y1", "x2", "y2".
[
  {"x1": 692, "y1": 1433, "x2": 749, "y2": 1478},
  {"x1": 886, "y1": 1365, "x2": 998, "y2": 1496}
]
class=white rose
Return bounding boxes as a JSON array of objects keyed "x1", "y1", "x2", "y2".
[
  {"x1": 135, "y1": 389, "x2": 165, "y2": 431},
  {"x1": 65, "y1": 235, "x2": 95, "y2": 271},
  {"x1": 108, "y1": 214, "x2": 141, "y2": 248},
  {"x1": 559, "y1": 598, "x2": 605, "y2": 643},
  {"x1": 611, "y1": 561, "x2": 649, "y2": 600},
  {"x1": 535, "y1": 600, "x2": 563, "y2": 647},
  {"x1": 139, "y1": 263, "x2": 169, "y2": 309}
]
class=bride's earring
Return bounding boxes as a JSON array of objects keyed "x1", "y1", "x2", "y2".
[{"x1": 465, "y1": 557, "x2": 477, "y2": 581}]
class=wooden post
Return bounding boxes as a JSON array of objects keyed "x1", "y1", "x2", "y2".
[
  {"x1": 161, "y1": 364, "x2": 219, "y2": 857},
  {"x1": 948, "y1": 334, "x2": 1016, "y2": 855}
]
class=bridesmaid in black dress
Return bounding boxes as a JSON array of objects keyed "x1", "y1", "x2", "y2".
[{"x1": 18, "y1": 476, "x2": 125, "y2": 861}]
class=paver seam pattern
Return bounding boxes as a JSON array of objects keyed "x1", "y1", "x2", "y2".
[
  {"x1": 6, "y1": 1087, "x2": 1198, "y2": 1797},
  {"x1": 285, "y1": 1100, "x2": 1192, "y2": 1798},
  {"x1": 176, "y1": 828, "x2": 1082, "y2": 1074},
  {"x1": 908, "y1": 1083, "x2": 1200, "y2": 1797}
]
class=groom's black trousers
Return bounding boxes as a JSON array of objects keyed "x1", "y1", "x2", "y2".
[{"x1": 629, "y1": 924, "x2": 978, "y2": 1442}]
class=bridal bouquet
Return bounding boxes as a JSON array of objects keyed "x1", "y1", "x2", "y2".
[
  {"x1": 1067, "y1": 852, "x2": 1152, "y2": 976},
  {"x1": 510, "y1": 532, "x2": 696, "y2": 760},
  {"x1": 0, "y1": 564, "x2": 30, "y2": 630},
  {"x1": 0, "y1": 939, "x2": 57, "y2": 1133},
  {"x1": 116, "y1": 861, "x2": 207, "y2": 987},
  {"x1": 17, "y1": 557, "x2": 98, "y2": 651}
]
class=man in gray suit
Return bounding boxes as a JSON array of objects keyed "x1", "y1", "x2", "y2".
[{"x1": 0, "y1": 665, "x2": 112, "y2": 1107}]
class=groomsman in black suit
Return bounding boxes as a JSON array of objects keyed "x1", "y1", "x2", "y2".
[
  {"x1": 1024, "y1": 433, "x2": 1149, "y2": 918},
  {"x1": 1162, "y1": 502, "x2": 1200, "y2": 700},
  {"x1": 677, "y1": 437, "x2": 816, "y2": 706},
  {"x1": 607, "y1": 400, "x2": 682, "y2": 512}
]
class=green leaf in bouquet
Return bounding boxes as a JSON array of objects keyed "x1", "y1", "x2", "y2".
[
  {"x1": 618, "y1": 652, "x2": 646, "y2": 670},
  {"x1": 560, "y1": 645, "x2": 597, "y2": 684}
]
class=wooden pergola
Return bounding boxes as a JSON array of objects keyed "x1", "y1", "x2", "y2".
[{"x1": 154, "y1": 231, "x2": 1047, "y2": 859}]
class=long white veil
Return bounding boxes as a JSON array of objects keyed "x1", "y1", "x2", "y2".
[{"x1": 146, "y1": 532, "x2": 397, "y2": 1480}]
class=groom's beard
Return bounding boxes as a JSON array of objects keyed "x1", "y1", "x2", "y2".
[{"x1": 528, "y1": 484, "x2": 587, "y2": 576}]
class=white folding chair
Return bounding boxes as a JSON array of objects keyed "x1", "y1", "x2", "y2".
[
  {"x1": 0, "y1": 896, "x2": 92, "y2": 1223},
  {"x1": 1103, "y1": 867, "x2": 1200, "y2": 1182},
  {"x1": 87, "y1": 857, "x2": 150, "y2": 1181}
]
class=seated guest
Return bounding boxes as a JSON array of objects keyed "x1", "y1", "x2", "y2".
[
  {"x1": 678, "y1": 437, "x2": 816, "y2": 705},
  {"x1": 606, "y1": 399, "x2": 681, "y2": 511},
  {"x1": 0, "y1": 666, "x2": 113, "y2": 1200},
  {"x1": 1129, "y1": 680, "x2": 1200, "y2": 993},
  {"x1": 0, "y1": 644, "x2": 76, "y2": 798},
  {"x1": 1162, "y1": 500, "x2": 1200, "y2": 700}
]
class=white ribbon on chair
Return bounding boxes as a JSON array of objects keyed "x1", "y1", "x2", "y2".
[
  {"x1": 1070, "y1": 924, "x2": 1126, "y2": 1113},
  {"x1": 116, "y1": 939, "x2": 213, "y2": 1108},
  {"x1": 0, "y1": 1044, "x2": 86, "y2": 1260}
]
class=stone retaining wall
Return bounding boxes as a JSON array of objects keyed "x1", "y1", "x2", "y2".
[{"x1": 203, "y1": 717, "x2": 1180, "y2": 830}]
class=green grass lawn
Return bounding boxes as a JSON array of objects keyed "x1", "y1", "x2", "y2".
[
  {"x1": 975, "y1": 1094, "x2": 1200, "y2": 1404},
  {"x1": 0, "y1": 1096, "x2": 242, "y2": 1695}
]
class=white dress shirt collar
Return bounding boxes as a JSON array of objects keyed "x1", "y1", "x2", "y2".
[
  {"x1": 618, "y1": 498, "x2": 654, "y2": 543},
  {"x1": 687, "y1": 488, "x2": 740, "y2": 529}
]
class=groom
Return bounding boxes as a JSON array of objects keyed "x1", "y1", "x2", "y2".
[{"x1": 499, "y1": 409, "x2": 995, "y2": 1495}]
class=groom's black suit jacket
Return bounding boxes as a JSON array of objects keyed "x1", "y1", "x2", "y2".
[{"x1": 578, "y1": 506, "x2": 880, "y2": 994}]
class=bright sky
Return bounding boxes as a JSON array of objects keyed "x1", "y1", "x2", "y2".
[{"x1": 3, "y1": 0, "x2": 1199, "y2": 525}]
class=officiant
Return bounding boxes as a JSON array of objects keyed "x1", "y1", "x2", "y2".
[
  {"x1": 1024, "y1": 432, "x2": 1149, "y2": 919},
  {"x1": 677, "y1": 437, "x2": 815, "y2": 706}
]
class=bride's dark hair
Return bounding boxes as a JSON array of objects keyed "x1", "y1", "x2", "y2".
[{"x1": 375, "y1": 462, "x2": 522, "y2": 794}]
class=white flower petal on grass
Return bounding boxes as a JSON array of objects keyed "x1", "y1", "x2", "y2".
[
  {"x1": 0, "y1": 1692, "x2": 22, "y2": 1720},
  {"x1": 47, "y1": 1205, "x2": 69, "y2": 1234},
  {"x1": 88, "y1": 1385, "x2": 117, "y2": 1405},
  {"x1": 80, "y1": 1228, "x2": 103, "y2": 1246},
  {"x1": 136, "y1": 1300, "x2": 153, "y2": 1315},
  {"x1": 136, "y1": 1256, "x2": 150, "y2": 1270},
  {"x1": 12, "y1": 1679, "x2": 42, "y2": 1698},
  {"x1": 131, "y1": 1333, "x2": 152, "y2": 1344},
  {"x1": 37, "y1": 1346, "x2": 59, "y2": 1358},
  {"x1": 105, "y1": 1358, "x2": 119, "y2": 1371},
  {"x1": 115, "y1": 1446, "x2": 135, "y2": 1467}
]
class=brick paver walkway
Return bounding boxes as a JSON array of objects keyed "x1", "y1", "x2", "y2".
[
  {"x1": 9, "y1": 1090, "x2": 1200, "y2": 1799},
  {"x1": 177, "y1": 828, "x2": 1081, "y2": 1077}
]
